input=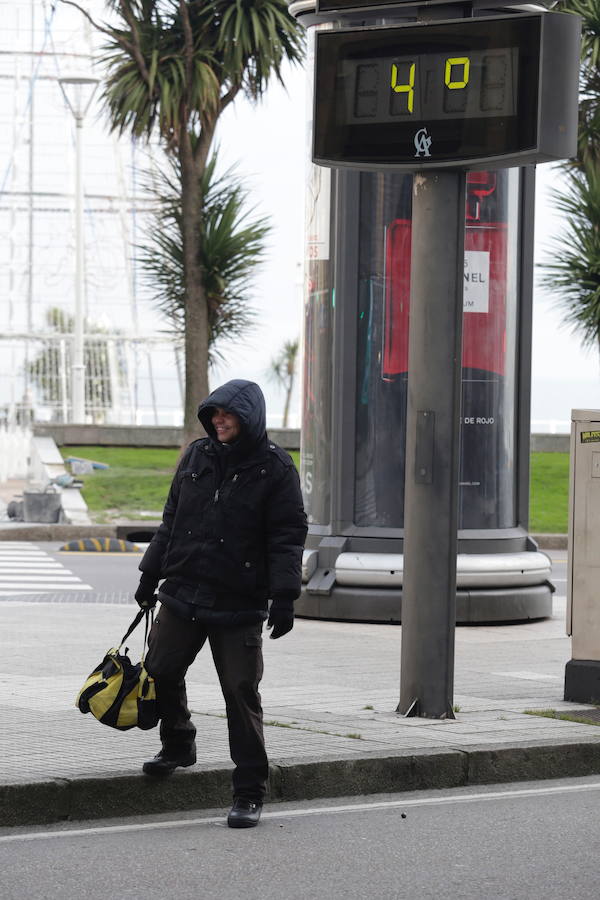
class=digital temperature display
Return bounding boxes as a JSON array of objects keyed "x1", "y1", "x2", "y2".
[
  {"x1": 313, "y1": 13, "x2": 580, "y2": 169},
  {"x1": 345, "y1": 48, "x2": 518, "y2": 123}
]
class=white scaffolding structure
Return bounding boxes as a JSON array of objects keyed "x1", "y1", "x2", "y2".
[{"x1": 0, "y1": 0, "x2": 183, "y2": 426}]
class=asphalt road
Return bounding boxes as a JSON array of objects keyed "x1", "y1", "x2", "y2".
[
  {"x1": 55, "y1": 542, "x2": 144, "y2": 597},
  {"x1": 0, "y1": 540, "x2": 145, "y2": 599},
  {"x1": 1, "y1": 776, "x2": 598, "y2": 900},
  {"x1": 0, "y1": 542, "x2": 567, "y2": 605}
]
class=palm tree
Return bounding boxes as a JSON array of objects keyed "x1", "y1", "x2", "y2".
[
  {"x1": 139, "y1": 151, "x2": 270, "y2": 361},
  {"x1": 268, "y1": 338, "x2": 299, "y2": 428},
  {"x1": 540, "y1": 160, "x2": 600, "y2": 354},
  {"x1": 60, "y1": 0, "x2": 303, "y2": 442},
  {"x1": 541, "y1": 0, "x2": 600, "y2": 356}
]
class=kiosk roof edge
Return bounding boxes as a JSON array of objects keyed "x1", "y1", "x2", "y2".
[{"x1": 297, "y1": 0, "x2": 560, "y2": 14}]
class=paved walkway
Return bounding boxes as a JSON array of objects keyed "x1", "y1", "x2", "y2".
[{"x1": 2, "y1": 550, "x2": 600, "y2": 827}]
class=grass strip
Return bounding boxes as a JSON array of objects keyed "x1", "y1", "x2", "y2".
[
  {"x1": 61, "y1": 445, "x2": 567, "y2": 531},
  {"x1": 61, "y1": 445, "x2": 300, "y2": 521},
  {"x1": 524, "y1": 708, "x2": 600, "y2": 727},
  {"x1": 529, "y1": 452, "x2": 569, "y2": 534}
]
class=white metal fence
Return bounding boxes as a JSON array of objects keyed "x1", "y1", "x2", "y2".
[
  {"x1": 0, "y1": 334, "x2": 184, "y2": 426},
  {"x1": 0, "y1": 425, "x2": 30, "y2": 481}
]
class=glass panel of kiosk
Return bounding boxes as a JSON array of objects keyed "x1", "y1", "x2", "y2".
[
  {"x1": 301, "y1": 161, "x2": 334, "y2": 527},
  {"x1": 354, "y1": 168, "x2": 520, "y2": 529}
]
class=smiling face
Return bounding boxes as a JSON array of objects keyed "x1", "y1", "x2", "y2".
[{"x1": 211, "y1": 407, "x2": 242, "y2": 443}]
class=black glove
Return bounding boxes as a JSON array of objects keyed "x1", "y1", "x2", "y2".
[
  {"x1": 267, "y1": 599, "x2": 294, "y2": 639},
  {"x1": 135, "y1": 573, "x2": 158, "y2": 610}
]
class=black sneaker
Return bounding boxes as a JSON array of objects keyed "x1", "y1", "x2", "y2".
[
  {"x1": 142, "y1": 747, "x2": 196, "y2": 776},
  {"x1": 227, "y1": 798, "x2": 263, "y2": 828}
]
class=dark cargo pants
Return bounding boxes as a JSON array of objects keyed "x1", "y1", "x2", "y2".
[{"x1": 144, "y1": 604, "x2": 268, "y2": 802}]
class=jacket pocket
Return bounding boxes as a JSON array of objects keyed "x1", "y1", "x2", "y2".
[{"x1": 176, "y1": 467, "x2": 214, "y2": 520}]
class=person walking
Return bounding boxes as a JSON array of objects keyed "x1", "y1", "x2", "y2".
[{"x1": 134, "y1": 379, "x2": 307, "y2": 828}]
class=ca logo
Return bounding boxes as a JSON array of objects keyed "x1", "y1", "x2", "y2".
[{"x1": 414, "y1": 127, "x2": 432, "y2": 158}]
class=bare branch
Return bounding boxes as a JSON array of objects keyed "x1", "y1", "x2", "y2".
[
  {"x1": 57, "y1": 0, "x2": 114, "y2": 39},
  {"x1": 59, "y1": 0, "x2": 152, "y2": 87},
  {"x1": 194, "y1": 114, "x2": 217, "y2": 169},
  {"x1": 117, "y1": 0, "x2": 152, "y2": 86},
  {"x1": 219, "y1": 84, "x2": 241, "y2": 114},
  {"x1": 179, "y1": 0, "x2": 194, "y2": 95}
]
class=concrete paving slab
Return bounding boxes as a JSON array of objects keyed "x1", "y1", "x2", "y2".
[{"x1": 1, "y1": 545, "x2": 600, "y2": 826}]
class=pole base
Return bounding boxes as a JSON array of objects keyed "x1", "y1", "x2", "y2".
[
  {"x1": 564, "y1": 659, "x2": 600, "y2": 704},
  {"x1": 395, "y1": 698, "x2": 456, "y2": 719},
  {"x1": 397, "y1": 698, "x2": 420, "y2": 717}
]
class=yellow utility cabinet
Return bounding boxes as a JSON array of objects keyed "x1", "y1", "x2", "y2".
[{"x1": 565, "y1": 410, "x2": 600, "y2": 702}]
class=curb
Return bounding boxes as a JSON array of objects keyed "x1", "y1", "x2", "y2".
[
  {"x1": 0, "y1": 526, "x2": 567, "y2": 550},
  {"x1": 532, "y1": 534, "x2": 568, "y2": 550},
  {"x1": 3, "y1": 739, "x2": 600, "y2": 827},
  {"x1": 0, "y1": 522, "x2": 160, "y2": 542},
  {"x1": 0, "y1": 524, "x2": 119, "y2": 541}
]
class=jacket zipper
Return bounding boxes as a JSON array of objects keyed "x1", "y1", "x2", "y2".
[{"x1": 215, "y1": 472, "x2": 238, "y2": 502}]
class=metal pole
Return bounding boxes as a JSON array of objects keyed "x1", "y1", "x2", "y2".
[
  {"x1": 27, "y1": 0, "x2": 35, "y2": 335},
  {"x1": 24, "y1": 0, "x2": 35, "y2": 424},
  {"x1": 398, "y1": 170, "x2": 466, "y2": 719},
  {"x1": 60, "y1": 77, "x2": 98, "y2": 422},
  {"x1": 72, "y1": 113, "x2": 86, "y2": 422}
]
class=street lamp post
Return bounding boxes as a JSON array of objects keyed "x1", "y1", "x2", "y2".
[{"x1": 58, "y1": 76, "x2": 99, "y2": 423}]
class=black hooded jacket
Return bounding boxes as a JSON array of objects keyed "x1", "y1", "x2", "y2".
[{"x1": 139, "y1": 380, "x2": 307, "y2": 623}]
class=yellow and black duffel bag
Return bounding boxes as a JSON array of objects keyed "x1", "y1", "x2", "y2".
[{"x1": 76, "y1": 608, "x2": 158, "y2": 731}]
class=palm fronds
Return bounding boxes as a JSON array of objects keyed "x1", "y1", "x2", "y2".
[
  {"x1": 94, "y1": 1, "x2": 303, "y2": 142},
  {"x1": 541, "y1": 1, "x2": 600, "y2": 353},
  {"x1": 139, "y1": 153, "x2": 270, "y2": 362},
  {"x1": 540, "y1": 161, "x2": 600, "y2": 348}
]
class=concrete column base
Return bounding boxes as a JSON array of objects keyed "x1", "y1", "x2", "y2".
[
  {"x1": 564, "y1": 659, "x2": 600, "y2": 704},
  {"x1": 298, "y1": 582, "x2": 552, "y2": 624}
]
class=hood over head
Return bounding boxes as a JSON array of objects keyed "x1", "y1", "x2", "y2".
[{"x1": 197, "y1": 380, "x2": 267, "y2": 452}]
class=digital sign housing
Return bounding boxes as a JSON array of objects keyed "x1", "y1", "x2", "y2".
[{"x1": 313, "y1": 13, "x2": 580, "y2": 170}]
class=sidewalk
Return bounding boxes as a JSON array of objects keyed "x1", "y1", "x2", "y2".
[{"x1": 2, "y1": 574, "x2": 600, "y2": 828}]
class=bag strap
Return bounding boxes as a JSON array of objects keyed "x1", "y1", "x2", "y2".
[
  {"x1": 141, "y1": 608, "x2": 153, "y2": 664},
  {"x1": 118, "y1": 608, "x2": 155, "y2": 663},
  {"x1": 118, "y1": 608, "x2": 148, "y2": 650}
]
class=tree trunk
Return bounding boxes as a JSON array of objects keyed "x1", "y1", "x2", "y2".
[
  {"x1": 179, "y1": 127, "x2": 210, "y2": 448},
  {"x1": 283, "y1": 373, "x2": 294, "y2": 428}
]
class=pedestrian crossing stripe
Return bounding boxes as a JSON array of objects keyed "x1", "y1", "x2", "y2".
[
  {"x1": 0, "y1": 543, "x2": 92, "y2": 595},
  {"x1": 0, "y1": 575, "x2": 81, "y2": 582},
  {"x1": 0, "y1": 586, "x2": 93, "y2": 595},
  {"x1": 0, "y1": 551, "x2": 60, "y2": 556},
  {"x1": 0, "y1": 542, "x2": 42, "y2": 547}
]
